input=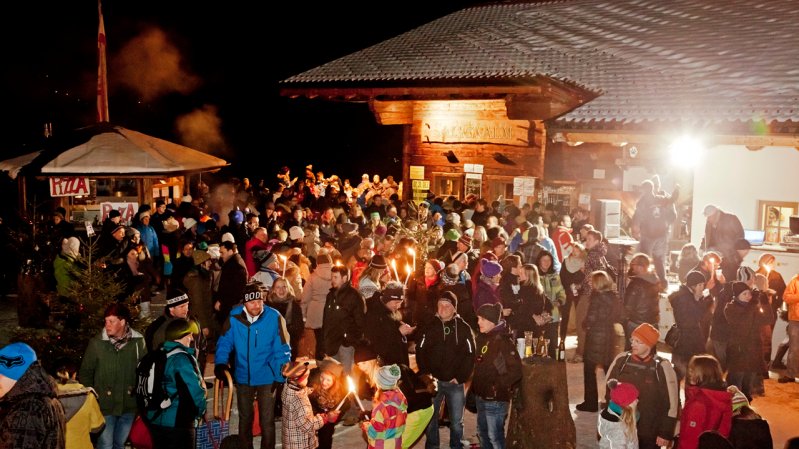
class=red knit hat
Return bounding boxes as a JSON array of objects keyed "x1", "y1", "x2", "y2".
[{"x1": 608, "y1": 379, "x2": 639, "y2": 407}]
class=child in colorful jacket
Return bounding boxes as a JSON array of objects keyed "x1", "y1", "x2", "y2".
[{"x1": 362, "y1": 364, "x2": 409, "y2": 449}]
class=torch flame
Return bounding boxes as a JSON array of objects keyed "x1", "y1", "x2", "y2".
[
  {"x1": 407, "y1": 247, "x2": 416, "y2": 256},
  {"x1": 347, "y1": 375, "x2": 356, "y2": 393}
]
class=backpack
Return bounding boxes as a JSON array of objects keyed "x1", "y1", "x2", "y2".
[{"x1": 135, "y1": 346, "x2": 188, "y2": 419}]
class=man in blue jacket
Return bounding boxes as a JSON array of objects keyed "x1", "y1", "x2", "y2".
[{"x1": 215, "y1": 281, "x2": 292, "y2": 449}]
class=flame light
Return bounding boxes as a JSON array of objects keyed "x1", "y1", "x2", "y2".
[{"x1": 346, "y1": 376, "x2": 365, "y2": 411}]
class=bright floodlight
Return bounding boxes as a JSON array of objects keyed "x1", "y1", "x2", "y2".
[{"x1": 669, "y1": 135, "x2": 703, "y2": 167}]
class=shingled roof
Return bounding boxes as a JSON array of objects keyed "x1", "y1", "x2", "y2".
[{"x1": 281, "y1": 0, "x2": 799, "y2": 125}]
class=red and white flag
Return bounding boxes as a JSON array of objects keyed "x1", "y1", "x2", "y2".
[{"x1": 96, "y1": 0, "x2": 110, "y2": 123}]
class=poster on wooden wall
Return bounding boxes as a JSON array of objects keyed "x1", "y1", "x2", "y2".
[{"x1": 465, "y1": 173, "x2": 482, "y2": 198}]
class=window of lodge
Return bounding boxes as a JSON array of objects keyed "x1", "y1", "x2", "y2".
[{"x1": 759, "y1": 200, "x2": 797, "y2": 243}]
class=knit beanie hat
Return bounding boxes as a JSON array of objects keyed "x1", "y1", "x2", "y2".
[
  {"x1": 728, "y1": 385, "x2": 749, "y2": 413},
  {"x1": 477, "y1": 303, "x2": 502, "y2": 325},
  {"x1": 632, "y1": 323, "x2": 660, "y2": 348},
  {"x1": 686, "y1": 270, "x2": 706, "y2": 288},
  {"x1": 438, "y1": 290, "x2": 458, "y2": 309},
  {"x1": 381, "y1": 281, "x2": 404, "y2": 304},
  {"x1": 192, "y1": 249, "x2": 211, "y2": 266},
  {"x1": 369, "y1": 255, "x2": 388, "y2": 270},
  {"x1": 608, "y1": 379, "x2": 639, "y2": 407},
  {"x1": 736, "y1": 266, "x2": 755, "y2": 283},
  {"x1": 254, "y1": 250, "x2": 277, "y2": 268},
  {"x1": 243, "y1": 281, "x2": 267, "y2": 302},
  {"x1": 731, "y1": 281, "x2": 750, "y2": 299},
  {"x1": 62, "y1": 237, "x2": 80, "y2": 259},
  {"x1": 165, "y1": 318, "x2": 199, "y2": 341},
  {"x1": 375, "y1": 364, "x2": 402, "y2": 390},
  {"x1": 481, "y1": 258, "x2": 503, "y2": 278},
  {"x1": 426, "y1": 258, "x2": 444, "y2": 273},
  {"x1": 221, "y1": 232, "x2": 236, "y2": 243},
  {"x1": 0, "y1": 342, "x2": 37, "y2": 381},
  {"x1": 289, "y1": 226, "x2": 305, "y2": 241},
  {"x1": 445, "y1": 228, "x2": 461, "y2": 242},
  {"x1": 165, "y1": 289, "x2": 190, "y2": 308},
  {"x1": 457, "y1": 234, "x2": 472, "y2": 248}
]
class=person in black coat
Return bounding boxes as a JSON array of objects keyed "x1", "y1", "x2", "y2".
[
  {"x1": 213, "y1": 241, "x2": 248, "y2": 325},
  {"x1": 577, "y1": 270, "x2": 621, "y2": 412},
  {"x1": 363, "y1": 282, "x2": 414, "y2": 367},
  {"x1": 724, "y1": 282, "x2": 771, "y2": 401},
  {"x1": 321, "y1": 265, "x2": 366, "y2": 372},
  {"x1": 668, "y1": 270, "x2": 713, "y2": 382},
  {"x1": 622, "y1": 254, "x2": 661, "y2": 350}
]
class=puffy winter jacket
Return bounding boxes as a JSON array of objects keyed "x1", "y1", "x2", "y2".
[{"x1": 215, "y1": 305, "x2": 292, "y2": 386}]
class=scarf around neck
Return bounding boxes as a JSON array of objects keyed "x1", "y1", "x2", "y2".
[{"x1": 109, "y1": 325, "x2": 133, "y2": 351}]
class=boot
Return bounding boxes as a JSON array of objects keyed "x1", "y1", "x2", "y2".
[
  {"x1": 138, "y1": 301, "x2": 151, "y2": 319},
  {"x1": 771, "y1": 342, "x2": 789, "y2": 370}
]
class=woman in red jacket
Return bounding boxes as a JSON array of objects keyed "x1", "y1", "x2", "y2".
[{"x1": 677, "y1": 355, "x2": 732, "y2": 449}]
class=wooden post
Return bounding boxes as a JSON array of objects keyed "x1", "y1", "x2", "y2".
[{"x1": 507, "y1": 357, "x2": 576, "y2": 449}]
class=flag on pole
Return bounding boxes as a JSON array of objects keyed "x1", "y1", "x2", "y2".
[{"x1": 97, "y1": 0, "x2": 110, "y2": 123}]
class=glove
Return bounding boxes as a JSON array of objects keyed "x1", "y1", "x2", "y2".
[
  {"x1": 214, "y1": 365, "x2": 229, "y2": 386},
  {"x1": 358, "y1": 410, "x2": 371, "y2": 422}
]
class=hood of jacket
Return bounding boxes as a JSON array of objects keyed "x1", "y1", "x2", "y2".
[
  {"x1": 685, "y1": 384, "x2": 731, "y2": 409},
  {"x1": 2, "y1": 361, "x2": 58, "y2": 403},
  {"x1": 631, "y1": 271, "x2": 659, "y2": 285}
]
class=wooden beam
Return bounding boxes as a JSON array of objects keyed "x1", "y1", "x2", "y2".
[
  {"x1": 547, "y1": 130, "x2": 799, "y2": 147},
  {"x1": 370, "y1": 100, "x2": 413, "y2": 125},
  {"x1": 280, "y1": 85, "x2": 543, "y2": 101},
  {"x1": 506, "y1": 95, "x2": 579, "y2": 121}
]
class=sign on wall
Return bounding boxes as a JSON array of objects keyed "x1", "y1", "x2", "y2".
[
  {"x1": 465, "y1": 173, "x2": 482, "y2": 198},
  {"x1": 512, "y1": 177, "x2": 535, "y2": 197},
  {"x1": 50, "y1": 177, "x2": 90, "y2": 197},
  {"x1": 422, "y1": 120, "x2": 528, "y2": 145},
  {"x1": 409, "y1": 165, "x2": 425, "y2": 180},
  {"x1": 100, "y1": 202, "x2": 139, "y2": 224}
]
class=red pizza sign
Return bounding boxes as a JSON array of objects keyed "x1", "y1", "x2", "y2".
[{"x1": 49, "y1": 177, "x2": 91, "y2": 197}]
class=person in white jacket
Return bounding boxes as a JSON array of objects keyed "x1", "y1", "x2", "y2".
[{"x1": 301, "y1": 253, "x2": 333, "y2": 359}]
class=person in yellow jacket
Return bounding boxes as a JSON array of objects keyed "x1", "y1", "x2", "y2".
[
  {"x1": 51, "y1": 357, "x2": 105, "y2": 449},
  {"x1": 779, "y1": 274, "x2": 799, "y2": 383}
]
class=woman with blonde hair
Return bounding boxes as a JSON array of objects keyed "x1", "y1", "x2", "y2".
[
  {"x1": 561, "y1": 242, "x2": 587, "y2": 362},
  {"x1": 577, "y1": 270, "x2": 621, "y2": 412},
  {"x1": 357, "y1": 255, "x2": 391, "y2": 300},
  {"x1": 268, "y1": 277, "x2": 304, "y2": 358},
  {"x1": 509, "y1": 263, "x2": 548, "y2": 340}
]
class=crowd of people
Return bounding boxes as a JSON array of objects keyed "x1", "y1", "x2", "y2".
[{"x1": 1, "y1": 167, "x2": 797, "y2": 449}]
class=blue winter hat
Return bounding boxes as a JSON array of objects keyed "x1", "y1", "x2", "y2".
[
  {"x1": 233, "y1": 210, "x2": 245, "y2": 224},
  {"x1": 0, "y1": 342, "x2": 37, "y2": 381}
]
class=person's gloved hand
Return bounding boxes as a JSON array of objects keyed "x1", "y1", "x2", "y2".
[
  {"x1": 325, "y1": 410, "x2": 341, "y2": 423},
  {"x1": 214, "y1": 365, "x2": 229, "y2": 386},
  {"x1": 358, "y1": 410, "x2": 371, "y2": 421}
]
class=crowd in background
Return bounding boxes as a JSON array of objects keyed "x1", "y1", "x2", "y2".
[{"x1": 1, "y1": 166, "x2": 797, "y2": 449}]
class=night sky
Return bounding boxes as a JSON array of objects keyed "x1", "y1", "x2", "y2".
[{"x1": 1, "y1": 1, "x2": 482, "y2": 187}]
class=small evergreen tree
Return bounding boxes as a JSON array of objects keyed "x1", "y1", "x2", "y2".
[{"x1": 12, "y1": 234, "x2": 150, "y2": 366}]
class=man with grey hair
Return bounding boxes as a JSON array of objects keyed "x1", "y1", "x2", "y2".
[{"x1": 702, "y1": 204, "x2": 744, "y2": 264}]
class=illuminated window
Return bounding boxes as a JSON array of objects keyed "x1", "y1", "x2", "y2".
[
  {"x1": 759, "y1": 200, "x2": 797, "y2": 243},
  {"x1": 431, "y1": 173, "x2": 463, "y2": 199}
]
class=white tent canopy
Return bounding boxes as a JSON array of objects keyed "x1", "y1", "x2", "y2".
[
  {"x1": 0, "y1": 150, "x2": 43, "y2": 179},
  {"x1": 39, "y1": 125, "x2": 227, "y2": 175}
]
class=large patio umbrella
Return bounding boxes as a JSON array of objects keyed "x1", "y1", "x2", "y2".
[{"x1": 1, "y1": 122, "x2": 228, "y2": 178}]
